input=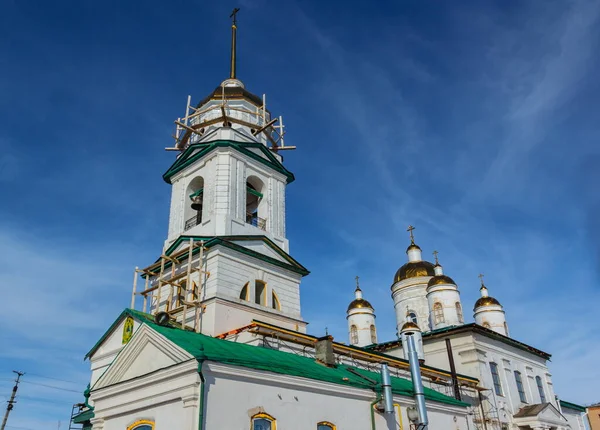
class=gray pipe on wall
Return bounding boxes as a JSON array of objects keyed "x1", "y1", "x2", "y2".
[
  {"x1": 380, "y1": 362, "x2": 394, "y2": 414},
  {"x1": 407, "y1": 333, "x2": 429, "y2": 429}
]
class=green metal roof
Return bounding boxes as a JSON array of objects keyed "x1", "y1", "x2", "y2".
[
  {"x1": 560, "y1": 400, "x2": 587, "y2": 412},
  {"x1": 142, "y1": 316, "x2": 468, "y2": 408},
  {"x1": 72, "y1": 408, "x2": 94, "y2": 424}
]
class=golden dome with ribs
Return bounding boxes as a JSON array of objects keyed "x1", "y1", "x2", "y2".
[
  {"x1": 347, "y1": 298, "x2": 374, "y2": 312},
  {"x1": 427, "y1": 275, "x2": 456, "y2": 288},
  {"x1": 394, "y1": 260, "x2": 436, "y2": 283},
  {"x1": 474, "y1": 296, "x2": 501, "y2": 309},
  {"x1": 401, "y1": 321, "x2": 420, "y2": 331}
]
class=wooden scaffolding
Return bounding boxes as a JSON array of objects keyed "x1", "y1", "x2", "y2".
[{"x1": 130, "y1": 238, "x2": 210, "y2": 333}]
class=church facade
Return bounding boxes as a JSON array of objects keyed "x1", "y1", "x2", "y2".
[{"x1": 72, "y1": 14, "x2": 588, "y2": 430}]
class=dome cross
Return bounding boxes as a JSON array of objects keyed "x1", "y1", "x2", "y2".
[
  {"x1": 432, "y1": 250, "x2": 439, "y2": 265},
  {"x1": 407, "y1": 225, "x2": 416, "y2": 244}
]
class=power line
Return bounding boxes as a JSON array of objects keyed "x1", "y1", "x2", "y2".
[
  {"x1": 21, "y1": 373, "x2": 80, "y2": 386},
  {"x1": 15, "y1": 395, "x2": 74, "y2": 406},
  {"x1": 4, "y1": 426, "x2": 36, "y2": 430},
  {"x1": 20, "y1": 381, "x2": 80, "y2": 394}
]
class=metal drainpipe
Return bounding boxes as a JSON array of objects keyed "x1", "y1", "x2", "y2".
[
  {"x1": 407, "y1": 334, "x2": 428, "y2": 429},
  {"x1": 197, "y1": 358, "x2": 207, "y2": 430},
  {"x1": 370, "y1": 393, "x2": 382, "y2": 430}
]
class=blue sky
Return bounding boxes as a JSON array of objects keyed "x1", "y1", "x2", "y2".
[{"x1": 1, "y1": 0, "x2": 599, "y2": 426}]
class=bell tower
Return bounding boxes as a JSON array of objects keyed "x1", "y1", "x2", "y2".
[{"x1": 132, "y1": 10, "x2": 308, "y2": 337}]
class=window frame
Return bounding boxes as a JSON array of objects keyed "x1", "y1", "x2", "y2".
[
  {"x1": 514, "y1": 370, "x2": 527, "y2": 403},
  {"x1": 536, "y1": 375, "x2": 546, "y2": 403},
  {"x1": 240, "y1": 283, "x2": 249, "y2": 301},
  {"x1": 271, "y1": 290, "x2": 281, "y2": 310},
  {"x1": 407, "y1": 310, "x2": 418, "y2": 325},
  {"x1": 350, "y1": 324, "x2": 358, "y2": 344},
  {"x1": 489, "y1": 362, "x2": 503, "y2": 396},
  {"x1": 317, "y1": 421, "x2": 337, "y2": 430},
  {"x1": 255, "y1": 280, "x2": 266, "y2": 306},
  {"x1": 455, "y1": 301, "x2": 464, "y2": 323},
  {"x1": 251, "y1": 412, "x2": 276, "y2": 430},
  {"x1": 126, "y1": 420, "x2": 155, "y2": 430},
  {"x1": 433, "y1": 302, "x2": 445, "y2": 325},
  {"x1": 370, "y1": 324, "x2": 377, "y2": 344}
]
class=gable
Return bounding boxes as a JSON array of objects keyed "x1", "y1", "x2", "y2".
[
  {"x1": 93, "y1": 324, "x2": 193, "y2": 390},
  {"x1": 163, "y1": 235, "x2": 309, "y2": 276},
  {"x1": 163, "y1": 140, "x2": 295, "y2": 184},
  {"x1": 86, "y1": 309, "x2": 156, "y2": 360}
]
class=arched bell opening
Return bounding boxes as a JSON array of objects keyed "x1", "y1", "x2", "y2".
[
  {"x1": 245, "y1": 175, "x2": 266, "y2": 230},
  {"x1": 185, "y1": 176, "x2": 204, "y2": 230}
]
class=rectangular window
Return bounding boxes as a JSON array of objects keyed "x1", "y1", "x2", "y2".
[
  {"x1": 514, "y1": 371, "x2": 527, "y2": 403},
  {"x1": 490, "y1": 362, "x2": 503, "y2": 396},
  {"x1": 255, "y1": 281, "x2": 265, "y2": 305},
  {"x1": 536, "y1": 376, "x2": 546, "y2": 403}
]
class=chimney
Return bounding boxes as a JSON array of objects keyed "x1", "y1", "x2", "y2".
[{"x1": 315, "y1": 335, "x2": 336, "y2": 366}]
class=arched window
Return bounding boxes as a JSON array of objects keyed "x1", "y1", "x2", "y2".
[
  {"x1": 407, "y1": 310, "x2": 418, "y2": 325},
  {"x1": 536, "y1": 376, "x2": 546, "y2": 403},
  {"x1": 514, "y1": 371, "x2": 527, "y2": 403},
  {"x1": 370, "y1": 324, "x2": 377, "y2": 344},
  {"x1": 489, "y1": 362, "x2": 503, "y2": 396},
  {"x1": 251, "y1": 412, "x2": 276, "y2": 430},
  {"x1": 482, "y1": 322, "x2": 491, "y2": 329},
  {"x1": 271, "y1": 290, "x2": 281, "y2": 310},
  {"x1": 255, "y1": 281, "x2": 266, "y2": 305},
  {"x1": 433, "y1": 302, "x2": 445, "y2": 325},
  {"x1": 350, "y1": 325, "x2": 358, "y2": 344},
  {"x1": 246, "y1": 176, "x2": 266, "y2": 230},
  {"x1": 455, "y1": 302, "x2": 463, "y2": 323},
  {"x1": 127, "y1": 420, "x2": 154, "y2": 430},
  {"x1": 185, "y1": 176, "x2": 204, "y2": 231},
  {"x1": 317, "y1": 422, "x2": 336, "y2": 430},
  {"x1": 240, "y1": 283, "x2": 249, "y2": 301}
]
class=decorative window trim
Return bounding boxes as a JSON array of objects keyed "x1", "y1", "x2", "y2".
[
  {"x1": 271, "y1": 290, "x2": 281, "y2": 310},
  {"x1": 126, "y1": 420, "x2": 155, "y2": 430},
  {"x1": 317, "y1": 421, "x2": 337, "y2": 430},
  {"x1": 240, "y1": 283, "x2": 249, "y2": 301},
  {"x1": 455, "y1": 302, "x2": 464, "y2": 323},
  {"x1": 350, "y1": 325, "x2": 358, "y2": 344},
  {"x1": 433, "y1": 302, "x2": 445, "y2": 324},
  {"x1": 251, "y1": 412, "x2": 277, "y2": 430},
  {"x1": 369, "y1": 324, "x2": 377, "y2": 344}
]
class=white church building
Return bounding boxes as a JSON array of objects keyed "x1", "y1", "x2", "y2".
[{"x1": 72, "y1": 12, "x2": 588, "y2": 430}]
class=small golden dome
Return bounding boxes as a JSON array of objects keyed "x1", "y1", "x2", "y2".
[
  {"x1": 347, "y1": 298, "x2": 374, "y2": 312},
  {"x1": 401, "y1": 321, "x2": 420, "y2": 332},
  {"x1": 427, "y1": 275, "x2": 456, "y2": 288},
  {"x1": 474, "y1": 296, "x2": 501, "y2": 309},
  {"x1": 406, "y1": 243, "x2": 422, "y2": 253},
  {"x1": 394, "y1": 261, "x2": 436, "y2": 283}
]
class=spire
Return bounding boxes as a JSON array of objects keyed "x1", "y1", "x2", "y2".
[
  {"x1": 478, "y1": 273, "x2": 488, "y2": 297},
  {"x1": 433, "y1": 250, "x2": 443, "y2": 275},
  {"x1": 229, "y1": 8, "x2": 240, "y2": 79},
  {"x1": 406, "y1": 225, "x2": 423, "y2": 261},
  {"x1": 354, "y1": 275, "x2": 362, "y2": 299}
]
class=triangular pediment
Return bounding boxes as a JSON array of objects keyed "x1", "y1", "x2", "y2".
[
  {"x1": 93, "y1": 324, "x2": 193, "y2": 390},
  {"x1": 513, "y1": 403, "x2": 568, "y2": 427},
  {"x1": 163, "y1": 140, "x2": 295, "y2": 185},
  {"x1": 164, "y1": 235, "x2": 309, "y2": 276}
]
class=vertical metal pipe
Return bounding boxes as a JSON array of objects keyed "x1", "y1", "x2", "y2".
[
  {"x1": 380, "y1": 363, "x2": 394, "y2": 414},
  {"x1": 445, "y1": 338, "x2": 462, "y2": 401},
  {"x1": 407, "y1": 334, "x2": 428, "y2": 428}
]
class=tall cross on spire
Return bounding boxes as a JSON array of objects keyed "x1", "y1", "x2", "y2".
[
  {"x1": 432, "y1": 250, "x2": 439, "y2": 265},
  {"x1": 407, "y1": 225, "x2": 416, "y2": 244},
  {"x1": 355, "y1": 275, "x2": 360, "y2": 290},
  {"x1": 229, "y1": 8, "x2": 240, "y2": 79},
  {"x1": 478, "y1": 273, "x2": 485, "y2": 287}
]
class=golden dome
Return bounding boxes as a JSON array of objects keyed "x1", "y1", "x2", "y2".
[
  {"x1": 427, "y1": 275, "x2": 456, "y2": 288},
  {"x1": 474, "y1": 296, "x2": 501, "y2": 309},
  {"x1": 347, "y1": 298, "x2": 374, "y2": 312},
  {"x1": 394, "y1": 261, "x2": 436, "y2": 283},
  {"x1": 406, "y1": 243, "x2": 422, "y2": 253},
  {"x1": 401, "y1": 321, "x2": 420, "y2": 332}
]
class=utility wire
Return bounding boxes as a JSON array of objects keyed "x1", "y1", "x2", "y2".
[
  {"x1": 20, "y1": 381, "x2": 80, "y2": 394},
  {"x1": 21, "y1": 373, "x2": 80, "y2": 386}
]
